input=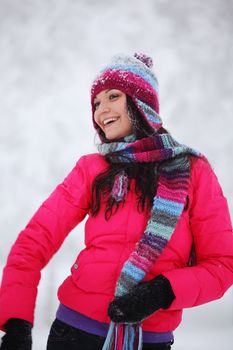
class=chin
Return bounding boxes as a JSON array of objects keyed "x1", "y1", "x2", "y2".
[
  {"x1": 105, "y1": 131, "x2": 130, "y2": 141},
  {"x1": 105, "y1": 134, "x2": 121, "y2": 141}
]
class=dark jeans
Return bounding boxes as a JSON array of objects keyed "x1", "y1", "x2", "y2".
[{"x1": 46, "y1": 319, "x2": 172, "y2": 350}]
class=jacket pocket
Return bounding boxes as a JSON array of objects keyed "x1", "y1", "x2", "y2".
[{"x1": 71, "y1": 262, "x2": 118, "y2": 295}]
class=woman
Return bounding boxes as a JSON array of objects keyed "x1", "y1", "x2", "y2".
[{"x1": 0, "y1": 53, "x2": 232, "y2": 350}]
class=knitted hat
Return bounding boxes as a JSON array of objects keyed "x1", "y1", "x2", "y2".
[{"x1": 91, "y1": 53, "x2": 162, "y2": 136}]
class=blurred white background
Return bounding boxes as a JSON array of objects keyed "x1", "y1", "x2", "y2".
[{"x1": 0, "y1": 0, "x2": 232, "y2": 349}]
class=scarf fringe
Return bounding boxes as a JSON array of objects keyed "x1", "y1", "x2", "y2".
[
  {"x1": 102, "y1": 322, "x2": 142, "y2": 350},
  {"x1": 111, "y1": 171, "x2": 129, "y2": 202}
]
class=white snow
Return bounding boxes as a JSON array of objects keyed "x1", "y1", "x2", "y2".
[{"x1": 0, "y1": 0, "x2": 232, "y2": 349}]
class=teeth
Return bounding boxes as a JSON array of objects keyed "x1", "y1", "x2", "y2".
[{"x1": 103, "y1": 117, "x2": 118, "y2": 126}]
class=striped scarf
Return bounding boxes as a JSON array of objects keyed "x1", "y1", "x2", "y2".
[{"x1": 98, "y1": 132, "x2": 201, "y2": 350}]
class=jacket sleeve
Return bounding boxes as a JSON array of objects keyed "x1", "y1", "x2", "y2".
[
  {"x1": 0, "y1": 155, "x2": 91, "y2": 330},
  {"x1": 163, "y1": 157, "x2": 233, "y2": 310}
]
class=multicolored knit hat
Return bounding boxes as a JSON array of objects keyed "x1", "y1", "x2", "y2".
[{"x1": 91, "y1": 53, "x2": 162, "y2": 137}]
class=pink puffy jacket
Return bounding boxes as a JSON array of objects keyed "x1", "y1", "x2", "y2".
[{"x1": 0, "y1": 154, "x2": 233, "y2": 332}]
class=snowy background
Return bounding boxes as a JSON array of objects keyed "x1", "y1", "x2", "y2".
[{"x1": 0, "y1": 0, "x2": 233, "y2": 349}]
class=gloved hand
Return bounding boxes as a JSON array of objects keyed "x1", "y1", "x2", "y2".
[
  {"x1": 0, "y1": 318, "x2": 32, "y2": 350},
  {"x1": 108, "y1": 275, "x2": 175, "y2": 323}
]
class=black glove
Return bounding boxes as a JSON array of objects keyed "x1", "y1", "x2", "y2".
[
  {"x1": 0, "y1": 318, "x2": 32, "y2": 350},
  {"x1": 108, "y1": 275, "x2": 175, "y2": 323}
]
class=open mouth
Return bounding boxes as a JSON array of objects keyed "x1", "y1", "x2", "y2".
[{"x1": 103, "y1": 117, "x2": 119, "y2": 127}]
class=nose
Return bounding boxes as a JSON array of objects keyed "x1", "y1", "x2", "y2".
[
  {"x1": 94, "y1": 101, "x2": 111, "y2": 124},
  {"x1": 97, "y1": 100, "x2": 111, "y2": 114}
]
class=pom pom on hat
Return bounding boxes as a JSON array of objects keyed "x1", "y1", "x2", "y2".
[
  {"x1": 134, "y1": 52, "x2": 153, "y2": 68},
  {"x1": 91, "y1": 52, "x2": 162, "y2": 137}
]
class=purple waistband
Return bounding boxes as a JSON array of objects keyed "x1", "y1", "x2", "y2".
[{"x1": 56, "y1": 304, "x2": 174, "y2": 344}]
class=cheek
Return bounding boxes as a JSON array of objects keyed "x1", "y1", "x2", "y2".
[{"x1": 123, "y1": 111, "x2": 132, "y2": 128}]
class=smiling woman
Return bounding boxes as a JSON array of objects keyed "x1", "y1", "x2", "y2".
[
  {"x1": 93, "y1": 89, "x2": 133, "y2": 141},
  {"x1": 0, "y1": 53, "x2": 232, "y2": 350}
]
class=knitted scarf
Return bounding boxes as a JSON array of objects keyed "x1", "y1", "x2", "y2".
[{"x1": 99, "y1": 132, "x2": 201, "y2": 350}]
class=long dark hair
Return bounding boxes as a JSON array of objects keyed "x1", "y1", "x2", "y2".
[{"x1": 90, "y1": 96, "x2": 168, "y2": 220}]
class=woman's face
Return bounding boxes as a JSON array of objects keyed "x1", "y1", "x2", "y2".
[{"x1": 93, "y1": 89, "x2": 133, "y2": 141}]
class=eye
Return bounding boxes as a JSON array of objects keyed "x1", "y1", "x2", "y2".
[
  {"x1": 109, "y1": 93, "x2": 119, "y2": 100},
  {"x1": 93, "y1": 101, "x2": 100, "y2": 110}
]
